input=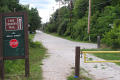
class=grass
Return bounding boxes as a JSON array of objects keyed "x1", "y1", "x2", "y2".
[
  {"x1": 4, "y1": 34, "x2": 47, "y2": 80},
  {"x1": 68, "y1": 75, "x2": 91, "y2": 80},
  {"x1": 68, "y1": 76, "x2": 91, "y2": 80},
  {"x1": 49, "y1": 33, "x2": 92, "y2": 43},
  {"x1": 82, "y1": 48, "x2": 120, "y2": 65},
  {"x1": 67, "y1": 68, "x2": 92, "y2": 80},
  {"x1": 29, "y1": 34, "x2": 35, "y2": 40}
]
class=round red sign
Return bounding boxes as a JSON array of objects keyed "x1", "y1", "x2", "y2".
[{"x1": 9, "y1": 39, "x2": 19, "y2": 48}]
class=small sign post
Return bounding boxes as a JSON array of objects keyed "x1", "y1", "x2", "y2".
[{"x1": 0, "y1": 12, "x2": 29, "y2": 80}]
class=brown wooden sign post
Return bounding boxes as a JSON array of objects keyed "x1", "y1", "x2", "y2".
[{"x1": 0, "y1": 12, "x2": 29, "y2": 80}]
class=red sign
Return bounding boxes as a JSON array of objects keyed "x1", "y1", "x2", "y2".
[
  {"x1": 9, "y1": 39, "x2": 19, "y2": 48},
  {"x1": 5, "y1": 17, "x2": 23, "y2": 31}
]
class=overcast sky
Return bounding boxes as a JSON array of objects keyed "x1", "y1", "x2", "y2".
[{"x1": 19, "y1": 0, "x2": 64, "y2": 23}]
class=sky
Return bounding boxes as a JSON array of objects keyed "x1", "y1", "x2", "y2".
[{"x1": 19, "y1": 0, "x2": 64, "y2": 23}]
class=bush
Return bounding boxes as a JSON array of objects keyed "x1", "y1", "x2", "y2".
[
  {"x1": 57, "y1": 19, "x2": 69, "y2": 35},
  {"x1": 102, "y1": 20, "x2": 120, "y2": 48},
  {"x1": 45, "y1": 23, "x2": 58, "y2": 33},
  {"x1": 72, "y1": 17, "x2": 88, "y2": 40}
]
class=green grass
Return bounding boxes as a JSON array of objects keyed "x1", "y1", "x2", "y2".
[
  {"x1": 67, "y1": 68, "x2": 92, "y2": 80},
  {"x1": 68, "y1": 75, "x2": 91, "y2": 80},
  {"x1": 4, "y1": 34, "x2": 47, "y2": 80},
  {"x1": 49, "y1": 33, "x2": 92, "y2": 43},
  {"x1": 29, "y1": 34, "x2": 35, "y2": 40},
  {"x1": 82, "y1": 48, "x2": 120, "y2": 65}
]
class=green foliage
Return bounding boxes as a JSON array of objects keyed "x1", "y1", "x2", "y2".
[
  {"x1": 0, "y1": 0, "x2": 41, "y2": 33},
  {"x1": 67, "y1": 75, "x2": 91, "y2": 80},
  {"x1": 45, "y1": 6, "x2": 70, "y2": 33},
  {"x1": 5, "y1": 60, "x2": 24, "y2": 74},
  {"x1": 102, "y1": 19, "x2": 120, "y2": 48},
  {"x1": 64, "y1": 22, "x2": 74, "y2": 37},
  {"x1": 72, "y1": 17, "x2": 88, "y2": 40},
  {"x1": 90, "y1": 5, "x2": 120, "y2": 42},
  {"x1": 57, "y1": 19, "x2": 69, "y2": 35},
  {"x1": 45, "y1": 0, "x2": 120, "y2": 48},
  {"x1": 29, "y1": 8, "x2": 41, "y2": 33},
  {"x1": 0, "y1": 5, "x2": 10, "y2": 12},
  {"x1": 45, "y1": 23, "x2": 58, "y2": 33},
  {"x1": 74, "y1": 0, "x2": 88, "y2": 18},
  {"x1": 91, "y1": 0, "x2": 111, "y2": 12},
  {"x1": 30, "y1": 41, "x2": 42, "y2": 48}
]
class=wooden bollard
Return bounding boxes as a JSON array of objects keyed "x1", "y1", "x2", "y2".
[
  {"x1": 0, "y1": 60, "x2": 4, "y2": 80},
  {"x1": 74, "y1": 47, "x2": 80, "y2": 78},
  {"x1": 97, "y1": 36, "x2": 100, "y2": 48}
]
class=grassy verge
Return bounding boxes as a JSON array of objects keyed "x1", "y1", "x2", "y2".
[
  {"x1": 82, "y1": 48, "x2": 120, "y2": 65},
  {"x1": 67, "y1": 68, "x2": 92, "y2": 80},
  {"x1": 48, "y1": 33, "x2": 92, "y2": 43},
  {"x1": 4, "y1": 34, "x2": 46, "y2": 80}
]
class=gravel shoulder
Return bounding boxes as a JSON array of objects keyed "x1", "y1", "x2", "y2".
[{"x1": 34, "y1": 31, "x2": 120, "y2": 80}]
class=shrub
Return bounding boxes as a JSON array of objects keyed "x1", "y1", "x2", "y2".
[
  {"x1": 102, "y1": 20, "x2": 120, "y2": 48},
  {"x1": 72, "y1": 17, "x2": 88, "y2": 40},
  {"x1": 57, "y1": 19, "x2": 69, "y2": 35}
]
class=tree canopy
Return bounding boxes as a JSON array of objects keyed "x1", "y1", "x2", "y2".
[
  {"x1": 0, "y1": 0, "x2": 41, "y2": 33},
  {"x1": 44, "y1": 0, "x2": 120, "y2": 48}
]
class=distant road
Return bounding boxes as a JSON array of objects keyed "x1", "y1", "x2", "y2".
[{"x1": 34, "y1": 30, "x2": 120, "y2": 80}]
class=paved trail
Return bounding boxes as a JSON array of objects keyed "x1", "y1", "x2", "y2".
[{"x1": 34, "y1": 31, "x2": 120, "y2": 80}]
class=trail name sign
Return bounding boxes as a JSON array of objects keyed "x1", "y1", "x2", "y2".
[{"x1": 0, "y1": 12, "x2": 29, "y2": 80}]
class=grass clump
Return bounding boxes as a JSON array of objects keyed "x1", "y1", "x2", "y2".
[
  {"x1": 67, "y1": 68, "x2": 92, "y2": 80},
  {"x1": 68, "y1": 76, "x2": 91, "y2": 80}
]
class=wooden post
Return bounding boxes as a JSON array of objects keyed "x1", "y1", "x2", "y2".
[
  {"x1": 0, "y1": 60, "x2": 4, "y2": 80},
  {"x1": 75, "y1": 47, "x2": 80, "y2": 78},
  {"x1": 0, "y1": 13, "x2": 4, "y2": 80},
  {"x1": 97, "y1": 36, "x2": 100, "y2": 48},
  {"x1": 25, "y1": 58, "x2": 29, "y2": 77},
  {"x1": 24, "y1": 12, "x2": 30, "y2": 77}
]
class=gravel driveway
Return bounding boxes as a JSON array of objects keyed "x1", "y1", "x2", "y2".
[{"x1": 34, "y1": 31, "x2": 120, "y2": 80}]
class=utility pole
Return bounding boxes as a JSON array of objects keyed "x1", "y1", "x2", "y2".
[
  {"x1": 70, "y1": 0, "x2": 73, "y2": 22},
  {"x1": 56, "y1": 1, "x2": 61, "y2": 22},
  {"x1": 88, "y1": 0, "x2": 91, "y2": 41}
]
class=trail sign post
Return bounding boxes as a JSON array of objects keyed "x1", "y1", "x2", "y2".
[{"x1": 0, "y1": 12, "x2": 29, "y2": 80}]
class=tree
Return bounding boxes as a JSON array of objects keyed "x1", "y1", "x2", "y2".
[
  {"x1": 0, "y1": 0, "x2": 41, "y2": 33},
  {"x1": 45, "y1": 0, "x2": 120, "y2": 48},
  {"x1": 73, "y1": 0, "x2": 88, "y2": 18},
  {"x1": 29, "y1": 8, "x2": 41, "y2": 33},
  {"x1": 102, "y1": 19, "x2": 120, "y2": 48}
]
